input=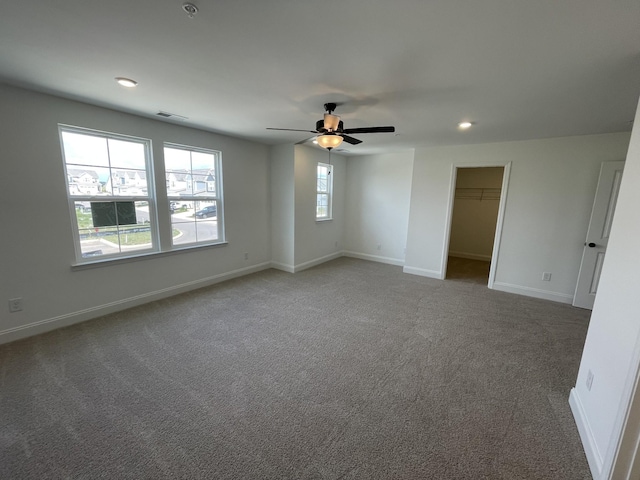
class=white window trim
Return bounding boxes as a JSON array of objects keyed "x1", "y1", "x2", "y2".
[
  {"x1": 316, "y1": 162, "x2": 333, "y2": 221},
  {"x1": 59, "y1": 125, "x2": 160, "y2": 264},
  {"x1": 59, "y1": 126, "x2": 227, "y2": 266},
  {"x1": 164, "y1": 142, "x2": 225, "y2": 249}
]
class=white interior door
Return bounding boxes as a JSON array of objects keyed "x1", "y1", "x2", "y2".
[{"x1": 573, "y1": 161, "x2": 625, "y2": 309}]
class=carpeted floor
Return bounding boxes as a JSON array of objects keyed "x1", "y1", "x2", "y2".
[{"x1": 0, "y1": 258, "x2": 592, "y2": 479}]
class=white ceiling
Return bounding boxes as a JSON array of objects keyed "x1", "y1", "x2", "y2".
[{"x1": 1, "y1": 0, "x2": 639, "y2": 155}]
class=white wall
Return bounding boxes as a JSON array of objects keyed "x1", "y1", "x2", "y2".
[
  {"x1": 570, "y1": 97, "x2": 640, "y2": 479},
  {"x1": 449, "y1": 167, "x2": 503, "y2": 260},
  {"x1": 270, "y1": 144, "x2": 295, "y2": 268},
  {"x1": 293, "y1": 145, "x2": 345, "y2": 268},
  {"x1": 404, "y1": 133, "x2": 631, "y2": 303},
  {"x1": 0, "y1": 84, "x2": 271, "y2": 343},
  {"x1": 344, "y1": 151, "x2": 414, "y2": 265}
]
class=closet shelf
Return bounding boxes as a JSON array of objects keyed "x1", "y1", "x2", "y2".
[{"x1": 455, "y1": 187, "x2": 501, "y2": 200}]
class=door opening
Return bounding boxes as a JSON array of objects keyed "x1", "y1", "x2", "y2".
[{"x1": 445, "y1": 166, "x2": 505, "y2": 285}]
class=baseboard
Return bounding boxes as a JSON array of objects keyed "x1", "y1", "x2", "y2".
[
  {"x1": 292, "y1": 251, "x2": 343, "y2": 273},
  {"x1": 403, "y1": 265, "x2": 443, "y2": 279},
  {"x1": 270, "y1": 261, "x2": 295, "y2": 273},
  {"x1": 343, "y1": 251, "x2": 405, "y2": 267},
  {"x1": 492, "y1": 281, "x2": 574, "y2": 304},
  {"x1": 448, "y1": 251, "x2": 492, "y2": 262},
  {"x1": 0, "y1": 261, "x2": 272, "y2": 345},
  {"x1": 570, "y1": 388, "x2": 603, "y2": 478}
]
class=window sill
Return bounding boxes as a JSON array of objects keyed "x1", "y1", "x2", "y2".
[
  {"x1": 316, "y1": 217, "x2": 333, "y2": 223},
  {"x1": 71, "y1": 241, "x2": 229, "y2": 271}
]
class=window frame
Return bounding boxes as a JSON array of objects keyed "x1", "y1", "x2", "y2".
[
  {"x1": 163, "y1": 142, "x2": 225, "y2": 249},
  {"x1": 59, "y1": 125, "x2": 160, "y2": 264},
  {"x1": 316, "y1": 162, "x2": 333, "y2": 221}
]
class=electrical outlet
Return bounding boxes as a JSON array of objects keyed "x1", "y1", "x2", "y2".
[
  {"x1": 334, "y1": 241, "x2": 338, "y2": 248},
  {"x1": 244, "y1": 252, "x2": 249, "y2": 260},
  {"x1": 586, "y1": 370, "x2": 594, "y2": 391},
  {"x1": 542, "y1": 272, "x2": 552, "y2": 281},
  {"x1": 377, "y1": 244, "x2": 382, "y2": 250},
  {"x1": 9, "y1": 297, "x2": 23, "y2": 313}
]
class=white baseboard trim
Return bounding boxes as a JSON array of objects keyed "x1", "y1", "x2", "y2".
[
  {"x1": 570, "y1": 388, "x2": 603, "y2": 478},
  {"x1": 449, "y1": 251, "x2": 492, "y2": 262},
  {"x1": 343, "y1": 251, "x2": 405, "y2": 267},
  {"x1": 270, "y1": 261, "x2": 295, "y2": 273},
  {"x1": 292, "y1": 251, "x2": 343, "y2": 273},
  {"x1": 492, "y1": 281, "x2": 574, "y2": 304},
  {"x1": 0, "y1": 262, "x2": 272, "y2": 345},
  {"x1": 403, "y1": 265, "x2": 443, "y2": 279}
]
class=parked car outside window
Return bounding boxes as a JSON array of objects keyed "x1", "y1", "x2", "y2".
[{"x1": 195, "y1": 205, "x2": 217, "y2": 219}]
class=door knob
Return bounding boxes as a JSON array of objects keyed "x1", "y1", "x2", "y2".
[{"x1": 587, "y1": 242, "x2": 598, "y2": 248}]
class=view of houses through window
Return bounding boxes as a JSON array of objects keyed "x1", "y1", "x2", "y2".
[
  {"x1": 60, "y1": 126, "x2": 224, "y2": 263},
  {"x1": 316, "y1": 162, "x2": 332, "y2": 220},
  {"x1": 164, "y1": 144, "x2": 222, "y2": 246},
  {"x1": 61, "y1": 127, "x2": 157, "y2": 260}
]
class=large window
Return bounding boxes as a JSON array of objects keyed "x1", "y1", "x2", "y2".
[
  {"x1": 164, "y1": 144, "x2": 223, "y2": 247},
  {"x1": 60, "y1": 126, "x2": 225, "y2": 264},
  {"x1": 60, "y1": 126, "x2": 158, "y2": 260},
  {"x1": 316, "y1": 162, "x2": 333, "y2": 220}
]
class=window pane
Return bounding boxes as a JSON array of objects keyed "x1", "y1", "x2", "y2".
[
  {"x1": 165, "y1": 147, "x2": 217, "y2": 198},
  {"x1": 194, "y1": 200, "x2": 217, "y2": 220},
  {"x1": 164, "y1": 147, "x2": 191, "y2": 171},
  {"x1": 317, "y1": 193, "x2": 329, "y2": 218},
  {"x1": 317, "y1": 165, "x2": 329, "y2": 192},
  {"x1": 108, "y1": 138, "x2": 146, "y2": 170},
  {"x1": 165, "y1": 144, "x2": 222, "y2": 247},
  {"x1": 166, "y1": 171, "x2": 189, "y2": 196},
  {"x1": 170, "y1": 200, "x2": 219, "y2": 246},
  {"x1": 108, "y1": 169, "x2": 148, "y2": 196},
  {"x1": 317, "y1": 194, "x2": 328, "y2": 207},
  {"x1": 62, "y1": 132, "x2": 109, "y2": 167},
  {"x1": 189, "y1": 173, "x2": 209, "y2": 195},
  {"x1": 75, "y1": 201, "x2": 152, "y2": 258},
  {"x1": 67, "y1": 166, "x2": 109, "y2": 196},
  {"x1": 192, "y1": 151, "x2": 215, "y2": 171}
]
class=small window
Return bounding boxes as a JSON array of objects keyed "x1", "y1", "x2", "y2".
[
  {"x1": 164, "y1": 144, "x2": 224, "y2": 247},
  {"x1": 316, "y1": 162, "x2": 332, "y2": 220},
  {"x1": 60, "y1": 126, "x2": 157, "y2": 262}
]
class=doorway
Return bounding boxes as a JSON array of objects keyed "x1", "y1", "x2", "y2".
[{"x1": 445, "y1": 166, "x2": 506, "y2": 285}]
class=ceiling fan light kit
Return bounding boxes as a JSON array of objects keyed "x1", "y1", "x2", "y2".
[
  {"x1": 266, "y1": 102, "x2": 395, "y2": 150},
  {"x1": 323, "y1": 113, "x2": 341, "y2": 131},
  {"x1": 316, "y1": 133, "x2": 343, "y2": 150}
]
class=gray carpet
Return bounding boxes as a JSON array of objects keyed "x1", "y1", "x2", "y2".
[{"x1": 0, "y1": 258, "x2": 591, "y2": 479}]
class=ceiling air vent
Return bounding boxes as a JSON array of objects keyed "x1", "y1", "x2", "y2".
[{"x1": 156, "y1": 111, "x2": 188, "y2": 121}]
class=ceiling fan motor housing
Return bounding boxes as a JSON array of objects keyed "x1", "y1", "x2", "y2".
[
  {"x1": 324, "y1": 103, "x2": 337, "y2": 113},
  {"x1": 316, "y1": 119, "x2": 344, "y2": 133}
]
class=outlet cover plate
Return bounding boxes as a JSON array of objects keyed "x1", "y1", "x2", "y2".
[{"x1": 9, "y1": 298, "x2": 23, "y2": 313}]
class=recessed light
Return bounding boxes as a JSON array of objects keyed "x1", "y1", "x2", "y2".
[
  {"x1": 458, "y1": 121, "x2": 473, "y2": 129},
  {"x1": 182, "y1": 2, "x2": 198, "y2": 18},
  {"x1": 115, "y1": 77, "x2": 138, "y2": 88}
]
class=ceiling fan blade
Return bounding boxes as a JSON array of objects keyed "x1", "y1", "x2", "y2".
[
  {"x1": 295, "y1": 136, "x2": 316, "y2": 145},
  {"x1": 342, "y1": 126, "x2": 395, "y2": 134},
  {"x1": 341, "y1": 135, "x2": 362, "y2": 145},
  {"x1": 267, "y1": 127, "x2": 318, "y2": 133}
]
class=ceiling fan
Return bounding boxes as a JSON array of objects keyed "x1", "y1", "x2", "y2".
[{"x1": 267, "y1": 103, "x2": 395, "y2": 150}]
